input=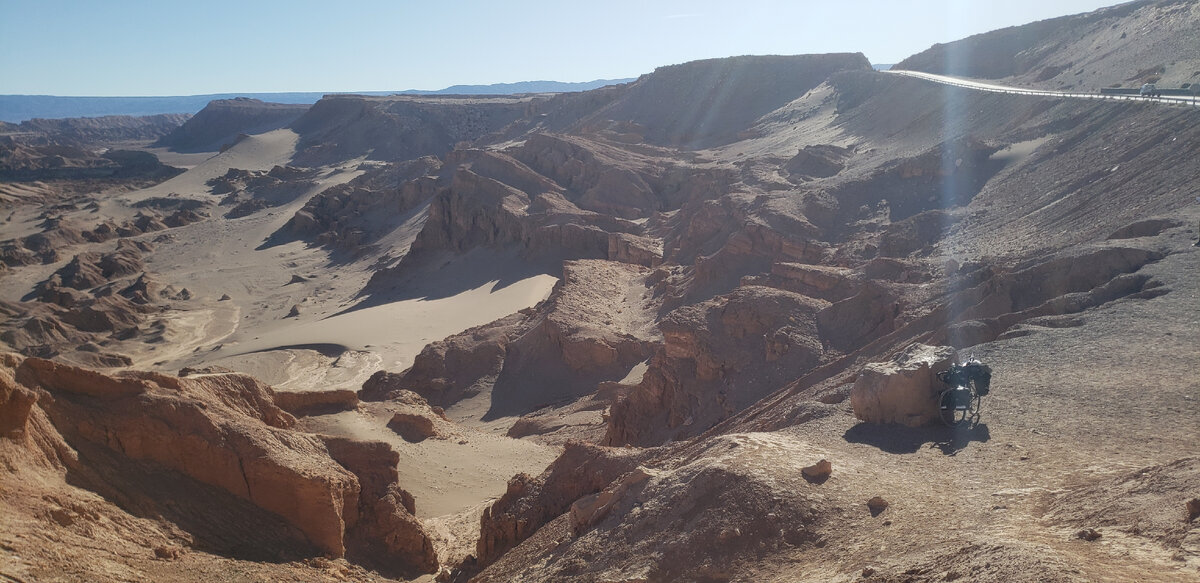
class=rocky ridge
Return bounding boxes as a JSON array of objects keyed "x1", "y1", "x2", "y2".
[{"x1": 2, "y1": 3, "x2": 1199, "y2": 580}]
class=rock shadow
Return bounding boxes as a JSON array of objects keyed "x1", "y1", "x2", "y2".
[
  {"x1": 843, "y1": 422, "x2": 990, "y2": 455},
  {"x1": 337, "y1": 248, "x2": 559, "y2": 316},
  {"x1": 63, "y1": 440, "x2": 319, "y2": 562}
]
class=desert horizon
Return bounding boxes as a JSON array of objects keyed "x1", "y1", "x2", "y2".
[{"x1": 2, "y1": 1, "x2": 1199, "y2": 581}]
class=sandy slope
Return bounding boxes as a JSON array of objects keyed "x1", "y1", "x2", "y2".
[
  {"x1": 1, "y1": 123, "x2": 566, "y2": 577},
  {"x1": 300, "y1": 404, "x2": 559, "y2": 520}
]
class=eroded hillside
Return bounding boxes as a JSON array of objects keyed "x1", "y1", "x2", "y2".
[{"x1": 1, "y1": 5, "x2": 1198, "y2": 582}]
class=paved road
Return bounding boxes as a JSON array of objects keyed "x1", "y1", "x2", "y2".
[{"x1": 883, "y1": 69, "x2": 1200, "y2": 107}]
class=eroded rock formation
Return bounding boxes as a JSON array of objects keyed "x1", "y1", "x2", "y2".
[
  {"x1": 606, "y1": 286, "x2": 827, "y2": 446},
  {"x1": 476, "y1": 442, "x2": 650, "y2": 568},
  {"x1": 1, "y1": 356, "x2": 439, "y2": 574}
]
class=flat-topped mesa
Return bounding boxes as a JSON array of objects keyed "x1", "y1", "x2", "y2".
[
  {"x1": 288, "y1": 93, "x2": 542, "y2": 166},
  {"x1": 15, "y1": 114, "x2": 189, "y2": 144},
  {"x1": 154, "y1": 97, "x2": 309, "y2": 153}
]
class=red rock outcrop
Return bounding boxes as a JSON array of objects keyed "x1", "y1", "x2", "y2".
[
  {"x1": 488, "y1": 260, "x2": 660, "y2": 417},
  {"x1": 367, "y1": 260, "x2": 660, "y2": 421},
  {"x1": 0, "y1": 355, "x2": 77, "y2": 472},
  {"x1": 376, "y1": 390, "x2": 453, "y2": 443},
  {"x1": 14, "y1": 114, "x2": 187, "y2": 144},
  {"x1": 321, "y1": 436, "x2": 439, "y2": 574},
  {"x1": 605, "y1": 285, "x2": 827, "y2": 446},
  {"x1": 209, "y1": 165, "x2": 319, "y2": 219},
  {"x1": 273, "y1": 389, "x2": 359, "y2": 417},
  {"x1": 512, "y1": 133, "x2": 665, "y2": 218},
  {"x1": 0, "y1": 365, "x2": 38, "y2": 439},
  {"x1": 744, "y1": 261, "x2": 861, "y2": 302},
  {"x1": 16, "y1": 359, "x2": 351, "y2": 557},
  {"x1": 361, "y1": 312, "x2": 532, "y2": 405},
  {"x1": 816, "y1": 281, "x2": 900, "y2": 352},
  {"x1": 51, "y1": 239, "x2": 148, "y2": 290},
  {"x1": 785, "y1": 144, "x2": 855, "y2": 180},
  {"x1": 3, "y1": 354, "x2": 440, "y2": 575},
  {"x1": 476, "y1": 441, "x2": 650, "y2": 568},
  {"x1": 474, "y1": 433, "x2": 827, "y2": 583}
]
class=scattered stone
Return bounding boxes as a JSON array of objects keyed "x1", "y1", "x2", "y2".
[
  {"x1": 154, "y1": 545, "x2": 182, "y2": 560},
  {"x1": 286, "y1": 304, "x2": 301, "y2": 318},
  {"x1": 867, "y1": 496, "x2": 889, "y2": 516},
  {"x1": 861, "y1": 566, "x2": 876, "y2": 577},
  {"x1": 1187, "y1": 498, "x2": 1200, "y2": 522},
  {"x1": 49, "y1": 508, "x2": 75, "y2": 526},
  {"x1": 1075, "y1": 528, "x2": 1102, "y2": 541},
  {"x1": 219, "y1": 293, "x2": 232, "y2": 301},
  {"x1": 387, "y1": 412, "x2": 439, "y2": 443},
  {"x1": 802, "y1": 459, "x2": 832, "y2": 483},
  {"x1": 287, "y1": 274, "x2": 307, "y2": 285}
]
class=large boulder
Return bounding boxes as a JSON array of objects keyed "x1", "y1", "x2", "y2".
[{"x1": 850, "y1": 344, "x2": 954, "y2": 426}]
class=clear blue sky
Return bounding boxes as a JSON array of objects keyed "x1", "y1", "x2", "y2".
[{"x1": 1, "y1": 0, "x2": 1124, "y2": 96}]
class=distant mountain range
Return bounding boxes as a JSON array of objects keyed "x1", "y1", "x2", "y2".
[{"x1": 0, "y1": 79, "x2": 635, "y2": 123}]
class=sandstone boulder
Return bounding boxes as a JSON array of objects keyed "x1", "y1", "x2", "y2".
[
  {"x1": 387, "y1": 412, "x2": 440, "y2": 443},
  {"x1": 850, "y1": 343, "x2": 954, "y2": 426},
  {"x1": 801, "y1": 459, "x2": 833, "y2": 483}
]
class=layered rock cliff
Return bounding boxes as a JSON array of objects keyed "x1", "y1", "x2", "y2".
[
  {"x1": 155, "y1": 97, "x2": 308, "y2": 152},
  {"x1": 0, "y1": 355, "x2": 439, "y2": 574}
]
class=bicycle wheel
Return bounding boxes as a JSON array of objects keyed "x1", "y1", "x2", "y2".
[{"x1": 939, "y1": 387, "x2": 974, "y2": 426}]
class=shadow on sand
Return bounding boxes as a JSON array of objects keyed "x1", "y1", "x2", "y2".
[
  {"x1": 843, "y1": 421, "x2": 990, "y2": 456},
  {"x1": 336, "y1": 248, "x2": 560, "y2": 317}
]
